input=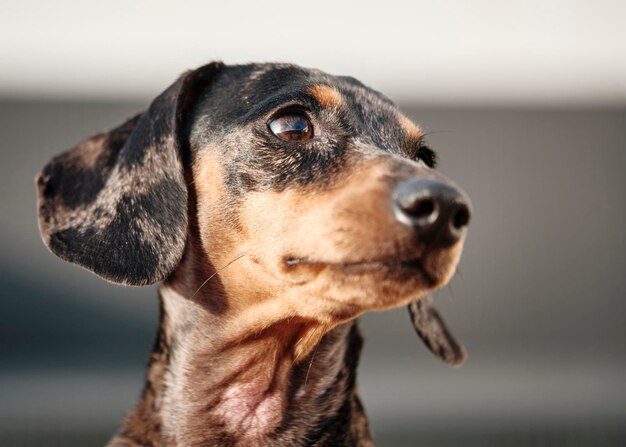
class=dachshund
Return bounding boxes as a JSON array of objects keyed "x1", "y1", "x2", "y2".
[{"x1": 36, "y1": 62, "x2": 471, "y2": 446}]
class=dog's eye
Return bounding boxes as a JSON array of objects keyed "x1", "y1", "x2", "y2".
[{"x1": 268, "y1": 112, "x2": 313, "y2": 142}]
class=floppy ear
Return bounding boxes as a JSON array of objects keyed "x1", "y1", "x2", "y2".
[
  {"x1": 36, "y1": 62, "x2": 223, "y2": 286},
  {"x1": 408, "y1": 295, "x2": 467, "y2": 366}
]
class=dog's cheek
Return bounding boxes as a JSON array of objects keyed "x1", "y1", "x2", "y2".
[{"x1": 192, "y1": 150, "x2": 244, "y2": 265}]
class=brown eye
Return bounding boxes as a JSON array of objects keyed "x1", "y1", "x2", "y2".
[{"x1": 268, "y1": 112, "x2": 313, "y2": 142}]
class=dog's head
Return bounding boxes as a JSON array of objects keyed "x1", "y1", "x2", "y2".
[{"x1": 37, "y1": 62, "x2": 471, "y2": 364}]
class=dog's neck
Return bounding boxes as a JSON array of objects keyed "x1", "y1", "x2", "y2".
[{"x1": 113, "y1": 285, "x2": 374, "y2": 447}]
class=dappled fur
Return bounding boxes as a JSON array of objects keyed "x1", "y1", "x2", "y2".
[{"x1": 37, "y1": 62, "x2": 469, "y2": 446}]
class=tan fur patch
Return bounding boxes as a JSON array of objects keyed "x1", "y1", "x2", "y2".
[
  {"x1": 192, "y1": 149, "x2": 239, "y2": 263},
  {"x1": 309, "y1": 84, "x2": 344, "y2": 108},
  {"x1": 398, "y1": 113, "x2": 423, "y2": 141}
]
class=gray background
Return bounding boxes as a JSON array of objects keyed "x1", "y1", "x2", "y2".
[{"x1": 1, "y1": 99, "x2": 625, "y2": 446}]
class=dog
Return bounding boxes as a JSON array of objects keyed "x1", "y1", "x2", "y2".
[{"x1": 36, "y1": 62, "x2": 471, "y2": 446}]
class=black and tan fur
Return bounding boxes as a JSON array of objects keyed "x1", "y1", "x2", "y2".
[{"x1": 37, "y1": 62, "x2": 471, "y2": 446}]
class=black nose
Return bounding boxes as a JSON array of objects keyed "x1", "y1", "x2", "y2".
[{"x1": 393, "y1": 178, "x2": 472, "y2": 247}]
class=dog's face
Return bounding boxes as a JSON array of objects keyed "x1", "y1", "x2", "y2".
[
  {"x1": 186, "y1": 64, "x2": 470, "y2": 324},
  {"x1": 37, "y1": 62, "x2": 470, "y2": 361}
]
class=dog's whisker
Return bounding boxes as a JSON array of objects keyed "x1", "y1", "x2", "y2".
[
  {"x1": 319, "y1": 227, "x2": 352, "y2": 240},
  {"x1": 304, "y1": 344, "x2": 319, "y2": 387},
  {"x1": 190, "y1": 251, "x2": 248, "y2": 299},
  {"x1": 456, "y1": 268, "x2": 467, "y2": 288},
  {"x1": 445, "y1": 282, "x2": 455, "y2": 302}
]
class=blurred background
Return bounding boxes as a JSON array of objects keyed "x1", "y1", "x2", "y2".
[{"x1": 1, "y1": 1, "x2": 625, "y2": 446}]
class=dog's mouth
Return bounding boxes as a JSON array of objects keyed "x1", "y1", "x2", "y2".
[{"x1": 284, "y1": 256, "x2": 438, "y2": 286}]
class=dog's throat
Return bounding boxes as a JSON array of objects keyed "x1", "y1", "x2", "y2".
[
  {"x1": 146, "y1": 285, "x2": 365, "y2": 446},
  {"x1": 215, "y1": 359, "x2": 290, "y2": 437}
]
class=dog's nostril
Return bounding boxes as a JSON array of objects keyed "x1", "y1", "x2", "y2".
[
  {"x1": 393, "y1": 177, "x2": 472, "y2": 248},
  {"x1": 452, "y1": 204, "x2": 470, "y2": 230},
  {"x1": 403, "y1": 198, "x2": 437, "y2": 222}
]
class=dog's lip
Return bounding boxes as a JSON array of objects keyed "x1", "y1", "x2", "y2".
[
  {"x1": 284, "y1": 256, "x2": 436, "y2": 284},
  {"x1": 286, "y1": 257, "x2": 421, "y2": 268}
]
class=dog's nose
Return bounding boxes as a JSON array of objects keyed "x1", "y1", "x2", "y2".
[{"x1": 393, "y1": 178, "x2": 471, "y2": 247}]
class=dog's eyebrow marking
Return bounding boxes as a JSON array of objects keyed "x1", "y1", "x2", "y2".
[
  {"x1": 398, "y1": 113, "x2": 423, "y2": 141},
  {"x1": 308, "y1": 84, "x2": 344, "y2": 108}
]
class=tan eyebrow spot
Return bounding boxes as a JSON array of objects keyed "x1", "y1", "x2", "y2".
[
  {"x1": 398, "y1": 114, "x2": 423, "y2": 141},
  {"x1": 309, "y1": 84, "x2": 344, "y2": 108}
]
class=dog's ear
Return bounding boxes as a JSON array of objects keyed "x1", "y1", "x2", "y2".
[
  {"x1": 408, "y1": 295, "x2": 467, "y2": 366},
  {"x1": 36, "y1": 62, "x2": 224, "y2": 286}
]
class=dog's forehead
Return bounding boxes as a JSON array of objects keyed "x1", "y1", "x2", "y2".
[
  {"x1": 214, "y1": 63, "x2": 394, "y2": 106},
  {"x1": 191, "y1": 63, "x2": 421, "y2": 149}
]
